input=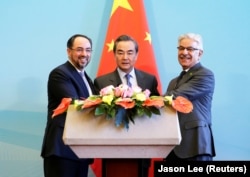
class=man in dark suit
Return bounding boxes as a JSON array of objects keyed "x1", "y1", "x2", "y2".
[
  {"x1": 94, "y1": 34, "x2": 159, "y2": 95},
  {"x1": 41, "y1": 34, "x2": 97, "y2": 177},
  {"x1": 165, "y1": 33, "x2": 216, "y2": 161},
  {"x1": 94, "y1": 34, "x2": 160, "y2": 177}
]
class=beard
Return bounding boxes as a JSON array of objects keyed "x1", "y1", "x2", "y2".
[{"x1": 77, "y1": 57, "x2": 90, "y2": 69}]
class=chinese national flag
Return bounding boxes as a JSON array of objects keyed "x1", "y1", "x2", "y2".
[
  {"x1": 96, "y1": 0, "x2": 162, "y2": 93},
  {"x1": 91, "y1": 0, "x2": 162, "y2": 177}
]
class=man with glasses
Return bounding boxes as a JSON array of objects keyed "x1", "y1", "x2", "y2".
[
  {"x1": 165, "y1": 33, "x2": 216, "y2": 161},
  {"x1": 41, "y1": 34, "x2": 97, "y2": 177}
]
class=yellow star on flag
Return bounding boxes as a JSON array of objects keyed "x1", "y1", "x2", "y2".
[
  {"x1": 144, "y1": 32, "x2": 152, "y2": 44},
  {"x1": 111, "y1": 0, "x2": 133, "y2": 17},
  {"x1": 106, "y1": 39, "x2": 114, "y2": 52}
]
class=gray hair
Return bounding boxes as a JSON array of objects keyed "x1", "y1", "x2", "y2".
[{"x1": 178, "y1": 33, "x2": 203, "y2": 51}]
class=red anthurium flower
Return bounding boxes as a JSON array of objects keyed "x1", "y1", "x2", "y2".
[
  {"x1": 142, "y1": 97, "x2": 165, "y2": 108},
  {"x1": 52, "y1": 98, "x2": 72, "y2": 118},
  {"x1": 82, "y1": 98, "x2": 102, "y2": 109},
  {"x1": 172, "y1": 96, "x2": 193, "y2": 113},
  {"x1": 115, "y1": 98, "x2": 135, "y2": 109}
]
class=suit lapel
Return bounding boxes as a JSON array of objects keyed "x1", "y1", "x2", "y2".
[
  {"x1": 65, "y1": 62, "x2": 83, "y2": 84},
  {"x1": 65, "y1": 61, "x2": 89, "y2": 97},
  {"x1": 110, "y1": 70, "x2": 122, "y2": 87},
  {"x1": 85, "y1": 72, "x2": 98, "y2": 95},
  {"x1": 135, "y1": 69, "x2": 146, "y2": 89},
  {"x1": 185, "y1": 63, "x2": 201, "y2": 81},
  {"x1": 177, "y1": 63, "x2": 201, "y2": 86}
]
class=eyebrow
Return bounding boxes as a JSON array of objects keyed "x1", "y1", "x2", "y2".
[
  {"x1": 75, "y1": 47, "x2": 92, "y2": 49},
  {"x1": 117, "y1": 49, "x2": 134, "y2": 52}
]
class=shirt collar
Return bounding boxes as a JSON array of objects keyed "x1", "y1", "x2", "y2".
[{"x1": 117, "y1": 68, "x2": 136, "y2": 79}]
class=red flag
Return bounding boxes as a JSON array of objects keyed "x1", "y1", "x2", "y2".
[
  {"x1": 92, "y1": 0, "x2": 162, "y2": 177},
  {"x1": 96, "y1": 0, "x2": 162, "y2": 93}
]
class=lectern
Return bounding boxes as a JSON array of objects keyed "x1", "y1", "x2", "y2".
[{"x1": 63, "y1": 105, "x2": 181, "y2": 177}]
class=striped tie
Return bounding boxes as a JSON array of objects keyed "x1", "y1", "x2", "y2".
[{"x1": 125, "y1": 74, "x2": 132, "y2": 87}]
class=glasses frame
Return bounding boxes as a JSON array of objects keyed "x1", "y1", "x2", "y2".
[
  {"x1": 177, "y1": 46, "x2": 199, "y2": 52},
  {"x1": 70, "y1": 47, "x2": 93, "y2": 53}
]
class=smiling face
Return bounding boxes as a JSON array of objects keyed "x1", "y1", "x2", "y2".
[
  {"x1": 67, "y1": 36, "x2": 92, "y2": 71},
  {"x1": 114, "y1": 40, "x2": 138, "y2": 73},
  {"x1": 177, "y1": 38, "x2": 203, "y2": 70}
]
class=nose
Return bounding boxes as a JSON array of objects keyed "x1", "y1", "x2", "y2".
[
  {"x1": 123, "y1": 53, "x2": 129, "y2": 59},
  {"x1": 182, "y1": 48, "x2": 188, "y2": 54},
  {"x1": 81, "y1": 50, "x2": 91, "y2": 57},
  {"x1": 82, "y1": 49, "x2": 88, "y2": 55}
]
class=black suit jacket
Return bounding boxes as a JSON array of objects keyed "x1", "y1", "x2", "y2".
[
  {"x1": 94, "y1": 68, "x2": 159, "y2": 96},
  {"x1": 166, "y1": 62, "x2": 216, "y2": 158},
  {"x1": 93, "y1": 68, "x2": 159, "y2": 170},
  {"x1": 41, "y1": 61, "x2": 97, "y2": 160}
]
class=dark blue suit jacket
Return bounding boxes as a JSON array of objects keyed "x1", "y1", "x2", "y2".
[
  {"x1": 166, "y1": 62, "x2": 216, "y2": 158},
  {"x1": 41, "y1": 61, "x2": 97, "y2": 160}
]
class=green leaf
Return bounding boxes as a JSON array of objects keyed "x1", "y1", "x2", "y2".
[
  {"x1": 94, "y1": 105, "x2": 106, "y2": 116},
  {"x1": 143, "y1": 108, "x2": 152, "y2": 117},
  {"x1": 109, "y1": 107, "x2": 116, "y2": 118},
  {"x1": 127, "y1": 110, "x2": 135, "y2": 124},
  {"x1": 149, "y1": 106, "x2": 161, "y2": 115}
]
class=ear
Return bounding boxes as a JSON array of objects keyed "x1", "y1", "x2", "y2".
[
  {"x1": 198, "y1": 50, "x2": 203, "y2": 57},
  {"x1": 67, "y1": 48, "x2": 71, "y2": 56}
]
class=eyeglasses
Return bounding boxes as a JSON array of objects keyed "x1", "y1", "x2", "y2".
[
  {"x1": 70, "y1": 47, "x2": 92, "y2": 53},
  {"x1": 177, "y1": 46, "x2": 199, "y2": 52}
]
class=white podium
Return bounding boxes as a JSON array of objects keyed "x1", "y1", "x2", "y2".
[{"x1": 63, "y1": 105, "x2": 181, "y2": 158}]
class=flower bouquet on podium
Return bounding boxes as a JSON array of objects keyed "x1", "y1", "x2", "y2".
[{"x1": 52, "y1": 84, "x2": 193, "y2": 129}]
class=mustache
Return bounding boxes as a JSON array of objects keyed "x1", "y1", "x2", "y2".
[
  {"x1": 79, "y1": 56, "x2": 89, "y2": 61},
  {"x1": 179, "y1": 54, "x2": 191, "y2": 59}
]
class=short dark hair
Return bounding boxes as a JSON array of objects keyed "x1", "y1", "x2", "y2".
[
  {"x1": 113, "y1": 34, "x2": 138, "y2": 53},
  {"x1": 67, "y1": 34, "x2": 92, "y2": 49}
]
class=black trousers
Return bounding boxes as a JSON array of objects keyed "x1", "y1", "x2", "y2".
[
  {"x1": 139, "y1": 159, "x2": 150, "y2": 177},
  {"x1": 44, "y1": 156, "x2": 89, "y2": 177}
]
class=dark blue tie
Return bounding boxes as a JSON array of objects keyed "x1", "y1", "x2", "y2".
[
  {"x1": 178, "y1": 71, "x2": 186, "y2": 82},
  {"x1": 79, "y1": 72, "x2": 89, "y2": 97},
  {"x1": 125, "y1": 74, "x2": 132, "y2": 87},
  {"x1": 175, "y1": 70, "x2": 186, "y2": 88}
]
